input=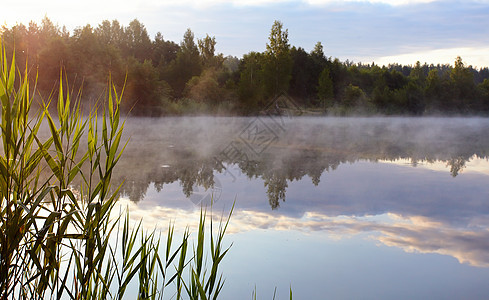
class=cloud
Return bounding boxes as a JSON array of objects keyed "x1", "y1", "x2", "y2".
[{"x1": 369, "y1": 47, "x2": 489, "y2": 68}]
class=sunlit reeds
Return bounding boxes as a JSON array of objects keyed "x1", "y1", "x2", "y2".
[{"x1": 0, "y1": 39, "x2": 233, "y2": 300}]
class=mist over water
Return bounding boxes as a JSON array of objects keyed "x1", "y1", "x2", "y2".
[
  {"x1": 110, "y1": 116, "x2": 489, "y2": 299},
  {"x1": 116, "y1": 116, "x2": 489, "y2": 204}
]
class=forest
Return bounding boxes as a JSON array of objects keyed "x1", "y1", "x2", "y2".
[{"x1": 2, "y1": 17, "x2": 489, "y2": 115}]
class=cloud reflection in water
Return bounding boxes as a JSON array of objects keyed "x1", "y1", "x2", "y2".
[
  {"x1": 113, "y1": 117, "x2": 489, "y2": 271},
  {"x1": 118, "y1": 199, "x2": 489, "y2": 268}
]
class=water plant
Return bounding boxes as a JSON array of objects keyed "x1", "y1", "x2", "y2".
[{"x1": 0, "y1": 39, "x2": 232, "y2": 300}]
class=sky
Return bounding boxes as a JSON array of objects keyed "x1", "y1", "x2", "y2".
[{"x1": 2, "y1": 0, "x2": 489, "y2": 67}]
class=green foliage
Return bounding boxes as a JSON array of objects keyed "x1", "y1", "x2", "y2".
[
  {"x1": 478, "y1": 78, "x2": 489, "y2": 110},
  {"x1": 342, "y1": 84, "x2": 365, "y2": 107},
  {"x1": 185, "y1": 69, "x2": 226, "y2": 106},
  {"x1": 404, "y1": 81, "x2": 425, "y2": 114},
  {"x1": 450, "y1": 56, "x2": 476, "y2": 111},
  {"x1": 2, "y1": 18, "x2": 489, "y2": 115},
  {"x1": 409, "y1": 61, "x2": 426, "y2": 85},
  {"x1": 263, "y1": 20, "x2": 293, "y2": 97},
  {"x1": 181, "y1": 205, "x2": 234, "y2": 300},
  {"x1": 152, "y1": 32, "x2": 180, "y2": 68},
  {"x1": 311, "y1": 42, "x2": 325, "y2": 62},
  {"x1": 163, "y1": 29, "x2": 202, "y2": 98},
  {"x1": 198, "y1": 34, "x2": 217, "y2": 67},
  {"x1": 317, "y1": 68, "x2": 334, "y2": 107},
  {"x1": 425, "y1": 69, "x2": 441, "y2": 99},
  {"x1": 124, "y1": 19, "x2": 152, "y2": 62},
  {"x1": 289, "y1": 47, "x2": 322, "y2": 106},
  {"x1": 237, "y1": 52, "x2": 265, "y2": 112},
  {"x1": 124, "y1": 57, "x2": 172, "y2": 115}
]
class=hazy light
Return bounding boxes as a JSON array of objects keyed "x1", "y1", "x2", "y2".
[
  {"x1": 369, "y1": 47, "x2": 489, "y2": 68},
  {"x1": 378, "y1": 156, "x2": 489, "y2": 176}
]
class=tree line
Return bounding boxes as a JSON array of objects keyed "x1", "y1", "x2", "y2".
[{"x1": 2, "y1": 17, "x2": 489, "y2": 115}]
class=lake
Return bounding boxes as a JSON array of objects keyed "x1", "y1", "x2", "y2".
[{"x1": 114, "y1": 116, "x2": 489, "y2": 299}]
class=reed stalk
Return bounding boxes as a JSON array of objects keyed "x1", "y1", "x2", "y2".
[{"x1": 0, "y1": 39, "x2": 235, "y2": 300}]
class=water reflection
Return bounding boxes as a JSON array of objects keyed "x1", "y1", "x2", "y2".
[
  {"x1": 114, "y1": 117, "x2": 489, "y2": 207},
  {"x1": 230, "y1": 210, "x2": 489, "y2": 267},
  {"x1": 110, "y1": 117, "x2": 489, "y2": 271}
]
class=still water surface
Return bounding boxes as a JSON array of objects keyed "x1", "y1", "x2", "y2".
[{"x1": 115, "y1": 117, "x2": 489, "y2": 299}]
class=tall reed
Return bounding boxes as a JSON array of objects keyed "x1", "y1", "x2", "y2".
[{"x1": 0, "y1": 39, "x2": 233, "y2": 300}]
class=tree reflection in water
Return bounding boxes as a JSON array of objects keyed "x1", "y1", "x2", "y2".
[{"x1": 109, "y1": 117, "x2": 489, "y2": 208}]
